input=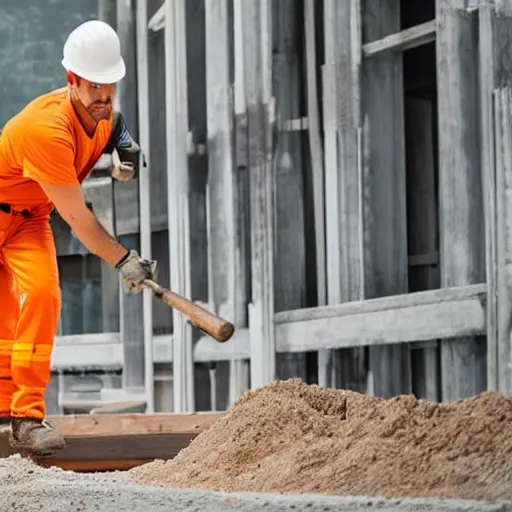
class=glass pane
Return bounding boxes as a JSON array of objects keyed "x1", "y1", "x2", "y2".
[{"x1": 56, "y1": 254, "x2": 109, "y2": 335}]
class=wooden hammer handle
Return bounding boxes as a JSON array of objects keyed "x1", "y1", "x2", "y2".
[{"x1": 143, "y1": 279, "x2": 235, "y2": 343}]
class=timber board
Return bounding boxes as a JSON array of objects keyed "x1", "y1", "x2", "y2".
[
  {"x1": 0, "y1": 412, "x2": 225, "y2": 472},
  {"x1": 46, "y1": 411, "x2": 225, "y2": 437}
]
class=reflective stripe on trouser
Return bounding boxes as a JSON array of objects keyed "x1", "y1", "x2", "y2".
[{"x1": 0, "y1": 213, "x2": 60, "y2": 420}]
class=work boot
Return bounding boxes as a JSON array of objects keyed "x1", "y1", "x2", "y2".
[{"x1": 9, "y1": 418, "x2": 66, "y2": 457}]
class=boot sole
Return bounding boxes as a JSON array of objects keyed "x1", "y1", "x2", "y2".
[{"x1": 8, "y1": 434, "x2": 66, "y2": 458}]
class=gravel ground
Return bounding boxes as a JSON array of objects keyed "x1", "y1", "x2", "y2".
[{"x1": 1, "y1": 456, "x2": 511, "y2": 512}]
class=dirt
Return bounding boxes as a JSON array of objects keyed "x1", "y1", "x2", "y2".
[
  {"x1": 1, "y1": 454, "x2": 506, "y2": 512},
  {"x1": 130, "y1": 378, "x2": 512, "y2": 503}
]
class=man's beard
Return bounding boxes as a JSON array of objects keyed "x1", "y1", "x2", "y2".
[{"x1": 87, "y1": 101, "x2": 112, "y2": 121}]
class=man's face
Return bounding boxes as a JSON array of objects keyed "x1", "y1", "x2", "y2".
[{"x1": 73, "y1": 76, "x2": 116, "y2": 122}]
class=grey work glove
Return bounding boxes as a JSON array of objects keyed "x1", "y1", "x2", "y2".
[{"x1": 115, "y1": 250, "x2": 158, "y2": 293}]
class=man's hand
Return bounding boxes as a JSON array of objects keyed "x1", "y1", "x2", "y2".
[{"x1": 115, "y1": 249, "x2": 158, "y2": 293}]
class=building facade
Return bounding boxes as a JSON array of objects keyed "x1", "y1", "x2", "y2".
[{"x1": 1, "y1": 0, "x2": 510, "y2": 415}]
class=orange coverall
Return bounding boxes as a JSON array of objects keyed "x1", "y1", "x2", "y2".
[{"x1": 0, "y1": 87, "x2": 111, "y2": 420}]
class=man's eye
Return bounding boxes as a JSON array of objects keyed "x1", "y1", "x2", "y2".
[{"x1": 91, "y1": 83, "x2": 101, "y2": 89}]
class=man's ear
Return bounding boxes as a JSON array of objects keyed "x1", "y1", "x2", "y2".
[{"x1": 67, "y1": 71, "x2": 79, "y2": 86}]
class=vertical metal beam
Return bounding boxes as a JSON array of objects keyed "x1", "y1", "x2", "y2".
[
  {"x1": 436, "y1": 0, "x2": 486, "y2": 402},
  {"x1": 165, "y1": 0, "x2": 194, "y2": 412},
  {"x1": 136, "y1": 0, "x2": 154, "y2": 413},
  {"x1": 362, "y1": 0, "x2": 410, "y2": 398},
  {"x1": 241, "y1": 0, "x2": 275, "y2": 389}
]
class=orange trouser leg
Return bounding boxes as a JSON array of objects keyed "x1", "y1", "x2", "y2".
[
  {"x1": 1, "y1": 216, "x2": 61, "y2": 420},
  {"x1": 0, "y1": 261, "x2": 20, "y2": 416}
]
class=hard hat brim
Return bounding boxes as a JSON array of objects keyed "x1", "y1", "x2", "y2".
[{"x1": 62, "y1": 57, "x2": 126, "y2": 85}]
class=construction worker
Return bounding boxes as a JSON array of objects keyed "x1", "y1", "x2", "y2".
[{"x1": 0, "y1": 20, "x2": 157, "y2": 456}]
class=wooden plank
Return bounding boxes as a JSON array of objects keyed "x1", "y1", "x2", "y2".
[
  {"x1": 0, "y1": 412, "x2": 223, "y2": 471},
  {"x1": 491, "y1": 3, "x2": 512, "y2": 396},
  {"x1": 275, "y1": 284, "x2": 486, "y2": 353},
  {"x1": 362, "y1": 0, "x2": 410, "y2": 398},
  {"x1": 205, "y1": 0, "x2": 236, "y2": 326},
  {"x1": 320, "y1": 0, "x2": 339, "y2": 387},
  {"x1": 363, "y1": 20, "x2": 436, "y2": 58},
  {"x1": 51, "y1": 329, "x2": 252, "y2": 371},
  {"x1": 231, "y1": 0, "x2": 252, "y2": 406},
  {"x1": 436, "y1": 0, "x2": 486, "y2": 402},
  {"x1": 205, "y1": 0, "x2": 249, "y2": 408},
  {"x1": 494, "y1": 87, "x2": 512, "y2": 394},
  {"x1": 241, "y1": 0, "x2": 275, "y2": 389},
  {"x1": 479, "y1": 5, "x2": 498, "y2": 391},
  {"x1": 0, "y1": 434, "x2": 196, "y2": 471},
  {"x1": 136, "y1": 0, "x2": 155, "y2": 413},
  {"x1": 275, "y1": 284, "x2": 485, "y2": 323},
  {"x1": 320, "y1": 0, "x2": 367, "y2": 392},
  {"x1": 115, "y1": 0, "x2": 145, "y2": 397},
  {"x1": 46, "y1": 411, "x2": 224, "y2": 437},
  {"x1": 43, "y1": 434, "x2": 195, "y2": 461},
  {"x1": 478, "y1": 2, "x2": 512, "y2": 394},
  {"x1": 36, "y1": 459, "x2": 155, "y2": 472},
  {"x1": 304, "y1": 0, "x2": 329, "y2": 386},
  {"x1": 165, "y1": 0, "x2": 195, "y2": 412}
]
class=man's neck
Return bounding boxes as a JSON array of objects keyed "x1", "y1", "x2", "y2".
[{"x1": 69, "y1": 88, "x2": 98, "y2": 138}]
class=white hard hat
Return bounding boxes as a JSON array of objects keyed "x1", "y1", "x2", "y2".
[{"x1": 61, "y1": 20, "x2": 126, "y2": 84}]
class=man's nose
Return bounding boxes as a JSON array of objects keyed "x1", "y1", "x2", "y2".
[{"x1": 98, "y1": 85, "x2": 114, "y2": 102}]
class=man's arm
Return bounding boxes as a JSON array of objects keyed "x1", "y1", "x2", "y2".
[
  {"x1": 40, "y1": 180, "x2": 157, "y2": 292},
  {"x1": 22, "y1": 122, "x2": 156, "y2": 291},
  {"x1": 103, "y1": 112, "x2": 141, "y2": 182},
  {"x1": 40, "y1": 180, "x2": 127, "y2": 267}
]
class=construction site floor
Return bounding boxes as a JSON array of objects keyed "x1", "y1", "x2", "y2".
[{"x1": 2, "y1": 460, "x2": 509, "y2": 512}]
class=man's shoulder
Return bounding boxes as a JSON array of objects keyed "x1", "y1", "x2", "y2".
[{"x1": 5, "y1": 89, "x2": 73, "y2": 143}]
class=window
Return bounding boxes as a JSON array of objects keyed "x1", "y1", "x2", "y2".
[{"x1": 56, "y1": 254, "x2": 114, "y2": 335}]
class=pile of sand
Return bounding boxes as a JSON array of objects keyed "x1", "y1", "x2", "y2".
[{"x1": 130, "y1": 379, "x2": 512, "y2": 502}]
